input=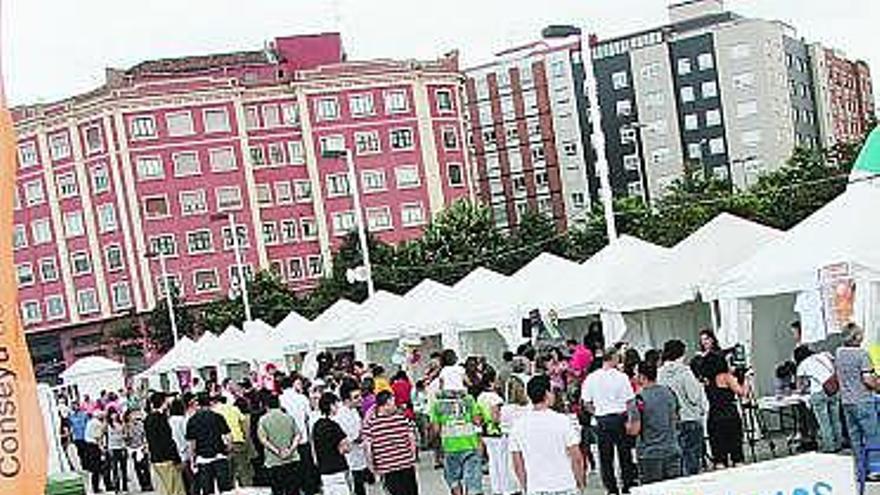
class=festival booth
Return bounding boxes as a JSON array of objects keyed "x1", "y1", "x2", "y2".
[
  {"x1": 709, "y1": 181, "x2": 880, "y2": 395},
  {"x1": 240, "y1": 319, "x2": 285, "y2": 368},
  {"x1": 273, "y1": 310, "x2": 314, "y2": 369},
  {"x1": 59, "y1": 356, "x2": 125, "y2": 400},
  {"x1": 598, "y1": 214, "x2": 783, "y2": 350},
  {"x1": 139, "y1": 336, "x2": 196, "y2": 391}
]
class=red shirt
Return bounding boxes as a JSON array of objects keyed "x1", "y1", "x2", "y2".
[{"x1": 391, "y1": 379, "x2": 414, "y2": 419}]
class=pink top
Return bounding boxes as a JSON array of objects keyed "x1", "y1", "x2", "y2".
[{"x1": 569, "y1": 345, "x2": 594, "y2": 375}]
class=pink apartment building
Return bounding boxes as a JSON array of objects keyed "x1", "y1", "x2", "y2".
[{"x1": 12, "y1": 33, "x2": 472, "y2": 378}]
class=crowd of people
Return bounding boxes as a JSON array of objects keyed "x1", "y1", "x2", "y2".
[{"x1": 55, "y1": 319, "x2": 880, "y2": 495}]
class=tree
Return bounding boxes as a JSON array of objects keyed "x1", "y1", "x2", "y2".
[
  {"x1": 495, "y1": 209, "x2": 567, "y2": 274},
  {"x1": 146, "y1": 287, "x2": 196, "y2": 354},
  {"x1": 198, "y1": 270, "x2": 302, "y2": 333}
]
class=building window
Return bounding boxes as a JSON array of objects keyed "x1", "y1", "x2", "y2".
[
  {"x1": 611, "y1": 71, "x2": 629, "y2": 90},
  {"x1": 46, "y1": 295, "x2": 65, "y2": 320},
  {"x1": 300, "y1": 218, "x2": 318, "y2": 240},
  {"x1": 245, "y1": 107, "x2": 261, "y2": 129},
  {"x1": 390, "y1": 128, "x2": 415, "y2": 150},
  {"x1": 482, "y1": 129, "x2": 497, "y2": 146},
  {"x1": 366, "y1": 206, "x2": 393, "y2": 232},
  {"x1": 628, "y1": 181, "x2": 644, "y2": 198},
  {"x1": 616, "y1": 99, "x2": 632, "y2": 117},
  {"x1": 280, "y1": 103, "x2": 299, "y2": 126},
  {"x1": 91, "y1": 166, "x2": 110, "y2": 194},
  {"x1": 71, "y1": 252, "x2": 91, "y2": 276},
  {"x1": 677, "y1": 58, "x2": 692, "y2": 75},
  {"x1": 571, "y1": 192, "x2": 586, "y2": 209},
  {"x1": 349, "y1": 94, "x2": 375, "y2": 117},
  {"x1": 262, "y1": 105, "x2": 281, "y2": 128},
  {"x1": 623, "y1": 154, "x2": 641, "y2": 171},
  {"x1": 56, "y1": 172, "x2": 78, "y2": 199},
  {"x1": 562, "y1": 141, "x2": 578, "y2": 157},
  {"x1": 362, "y1": 169, "x2": 387, "y2": 193},
  {"x1": 447, "y1": 163, "x2": 464, "y2": 187},
  {"x1": 288, "y1": 141, "x2": 305, "y2": 164},
  {"x1": 620, "y1": 128, "x2": 637, "y2": 144},
  {"x1": 136, "y1": 156, "x2": 164, "y2": 180},
  {"x1": 165, "y1": 111, "x2": 194, "y2": 137},
  {"x1": 741, "y1": 130, "x2": 761, "y2": 146},
  {"x1": 701, "y1": 81, "x2": 718, "y2": 99},
  {"x1": 24, "y1": 179, "x2": 46, "y2": 206},
  {"x1": 249, "y1": 146, "x2": 266, "y2": 167},
  {"x1": 105, "y1": 245, "x2": 124, "y2": 272},
  {"x1": 13, "y1": 225, "x2": 26, "y2": 250},
  {"x1": 64, "y1": 211, "x2": 85, "y2": 237},
  {"x1": 730, "y1": 43, "x2": 751, "y2": 60},
  {"x1": 332, "y1": 211, "x2": 356, "y2": 236},
  {"x1": 49, "y1": 133, "x2": 71, "y2": 161},
  {"x1": 209, "y1": 147, "x2": 237, "y2": 172},
  {"x1": 221, "y1": 225, "x2": 249, "y2": 250},
  {"x1": 180, "y1": 189, "x2": 207, "y2": 216},
  {"x1": 280, "y1": 219, "x2": 298, "y2": 243},
  {"x1": 651, "y1": 148, "x2": 670, "y2": 165},
  {"x1": 732, "y1": 72, "x2": 755, "y2": 91},
  {"x1": 156, "y1": 274, "x2": 182, "y2": 298},
  {"x1": 326, "y1": 174, "x2": 350, "y2": 197},
  {"x1": 315, "y1": 97, "x2": 340, "y2": 121},
  {"x1": 77, "y1": 289, "x2": 99, "y2": 316},
  {"x1": 680, "y1": 86, "x2": 695, "y2": 103},
  {"x1": 18, "y1": 142, "x2": 38, "y2": 168},
  {"x1": 384, "y1": 90, "x2": 409, "y2": 113},
  {"x1": 395, "y1": 165, "x2": 420, "y2": 189},
  {"x1": 16, "y1": 263, "x2": 34, "y2": 287},
  {"x1": 216, "y1": 186, "x2": 243, "y2": 211},
  {"x1": 275, "y1": 181, "x2": 293, "y2": 205},
  {"x1": 307, "y1": 256, "x2": 324, "y2": 278},
  {"x1": 319, "y1": 135, "x2": 345, "y2": 155},
  {"x1": 684, "y1": 114, "x2": 699, "y2": 131},
  {"x1": 84, "y1": 125, "x2": 103, "y2": 154},
  {"x1": 706, "y1": 109, "x2": 722, "y2": 127},
  {"x1": 355, "y1": 131, "x2": 381, "y2": 155},
  {"x1": 187, "y1": 229, "x2": 214, "y2": 254},
  {"x1": 173, "y1": 151, "x2": 201, "y2": 177},
  {"x1": 535, "y1": 170, "x2": 549, "y2": 189},
  {"x1": 31, "y1": 218, "x2": 52, "y2": 245},
  {"x1": 267, "y1": 142, "x2": 286, "y2": 165},
  {"x1": 97, "y1": 203, "x2": 118, "y2": 233},
  {"x1": 256, "y1": 183, "x2": 273, "y2": 208},
  {"x1": 436, "y1": 89, "x2": 454, "y2": 112},
  {"x1": 709, "y1": 137, "x2": 726, "y2": 155},
  {"x1": 640, "y1": 63, "x2": 661, "y2": 80},
  {"x1": 645, "y1": 91, "x2": 665, "y2": 110},
  {"x1": 111, "y1": 282, "x2": 132, "y2": 311},
  {"x1": 143, "y1": 196, "x2": 170, "y2": 219},
  {"x1": 736, "y1": 100, "x2": 758, "y2": 118},
  {"x1": 687, "y1": 142, "x2": 702, "y2": 160},
  {"x1": 130, "y1": 115, "x2": 157, "y2": 139},
  {"x1": 512, "y1": 175, "x2": 527, "y2": 193},
  {"x1": 697, "y1": 53, "x2": 714, "y2": 71},
  {"x1": 21, "y1": 301, "x2": 41, "y2": 324},
  {"x1": 204, "y1": 108, "x2": 230, "y2": 133},
  {"x1": 287, "y1": 258, "x2": 304, "y2": 281},
  {"x1": 401, "y1": 202, "x2": 426, "y2": 227},
  {"x1": 149, "y1": 234, "x2": 177, "y2": 257},
  {"x1": 294, "y1": 181, "x2": 313, "y2": 203},
  {"x1": 442, "y1": 127, "x2": 459, "y2": 150},
  {"x1": 194, "y1": 269, "x2": 220, "y2": 293},
  {"x1": 39, "y1": 257, "x2": 58, "y2": 282}
]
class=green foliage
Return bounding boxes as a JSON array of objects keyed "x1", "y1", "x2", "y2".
[
  {"x1": 146, "y1": 287, "x2": 196, "y2": 353},
  {"x1": 199, "y1": 271, "x2": 302, "y2": 332}
]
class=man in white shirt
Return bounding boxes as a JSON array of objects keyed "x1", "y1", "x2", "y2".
[
  {"x1": 510, "y1": 374, "x2": 586, "y2": 495},
  {"x1": 794, "y1": 345, "x2": 843, "y2": 453},
  {"x1": 278, "y1": 375, "x2": 320, "y2": 495},
  {"x1": 582, "y1": 347, "x2": 637, "y2": 495},
  {"x1": 334, "y1": 379, "x2": 370, "y2": 495}
]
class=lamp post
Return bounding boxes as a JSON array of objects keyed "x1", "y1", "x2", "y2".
[
  {"x1": 146, "y1": 250, "x2": 179, "y2": 346},
  {"x1": 211, "y1": 212, "x2": 252, "y2": 322},
  {"x1": 323, "y1": 148, "x2": 375, "y2": 297}
]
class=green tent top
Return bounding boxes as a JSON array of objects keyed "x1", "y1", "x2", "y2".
[{"x1": 852, "y1": 127, "x2": 880, "y2": 175}]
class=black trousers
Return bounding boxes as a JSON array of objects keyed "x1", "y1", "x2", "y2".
[
  {"x1": 267, "y1": 462, "x2": 301, "y2": 495},
  {"x1": 351, "y1": 468, "x2": 371, "y2": 495},
  {"x1": 296, "y1": 444, "x2": 321, "y2": 495},
  {"x1": 708, "y1": 416, "x2": 745, "y2": 467},
  {"x1": 109, "y1": 448, "x2": 128, "y2": 492},
  {"x1": 596, "y1": 414, "x2": 638, "y2": 494},
  {"x1": 382, "y1": 467, "x2": 418, "y2": 495},
  {"x1": 132, "y1": 450, "x2": 153, "y2": 491},
  {"x1": 194, "y1": 459, "x2": 232, "y2": 495},
  {"x1": 83, "y1": 443, "x2": 112, "y2": 493}
]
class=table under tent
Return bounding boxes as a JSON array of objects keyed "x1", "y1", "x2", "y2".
[{"x1": 708, "y1": 181, "x2": 880, "y2": 395}]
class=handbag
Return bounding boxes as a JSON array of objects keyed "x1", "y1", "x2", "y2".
[{"x1": 818, "y1": 354, "x2": 839, "y2": 396}]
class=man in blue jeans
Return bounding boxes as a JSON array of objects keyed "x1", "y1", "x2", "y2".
[
  {"x1": 430, "y1": 390, "x2": 488, "y2": 495},
  {"x1": 658, "y1": 339, "x2": 708, "y2": 476},
  {"x1": 836, "y1": 323, "x2": 880, "y2": 480}
]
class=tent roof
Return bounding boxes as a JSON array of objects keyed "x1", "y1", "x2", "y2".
[
  {"x1": 709, "y1": 182, "x2": 880, "y2": 299},
  {"x1": 275, "y1": 310, "x2": 310, "y2": 334},
  {"x1": 60, "y1": 356, "x2": 123, "y2": 379},
  {"x1": 601, "y1": 214, "x2": 783, "y2": 311}
]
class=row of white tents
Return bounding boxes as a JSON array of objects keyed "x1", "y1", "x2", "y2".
[{"x1": 141, "y1": 181, "x2": 880, "y2": 395}]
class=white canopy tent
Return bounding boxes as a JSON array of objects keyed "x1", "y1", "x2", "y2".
[
  {"x1": 143, "y1": 336, "x2": 195, "y2": 376},
  {"x1": 241, "y1": 319, "x2": 285, "y2": 364},
  {"x1": 59, "y1": 356, "x2": 125, "y2": 400}
]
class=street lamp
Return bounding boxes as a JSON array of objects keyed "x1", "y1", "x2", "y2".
[
  {"x1": 323, "y1": 148, "x2": 375, "y2": 297},
  {"x1": 145, "y1": 249, "x2": 179, "y2": 346},
  {"x1": 210, "y1": 212, "x2": 252, "y2": 322}
]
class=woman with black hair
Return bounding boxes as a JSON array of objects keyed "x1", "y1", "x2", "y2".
[{"x1": 703, "y1": 351, "x2": 750, "y2": 468}]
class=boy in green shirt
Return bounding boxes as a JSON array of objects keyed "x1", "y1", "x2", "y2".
[{"x1": 430, "y1": 391, "x2": 489, "y2": 495}]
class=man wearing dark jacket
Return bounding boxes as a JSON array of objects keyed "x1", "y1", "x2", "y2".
[{"x1": 145, "y1": 393, "x2": 185, "y2": 495}]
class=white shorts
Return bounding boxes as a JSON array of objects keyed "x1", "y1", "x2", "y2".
[{"x1": 321, "y1": 472, "x2": 351, "y2": 495}]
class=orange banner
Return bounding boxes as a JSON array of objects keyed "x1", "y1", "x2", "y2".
[{"x1": 0, "y1": 23, "x2": 48, "y2": 493}]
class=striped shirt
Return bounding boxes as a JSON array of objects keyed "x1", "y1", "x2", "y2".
[{"x1": 362, "y1": 409, "x2": 416, "y2": 475}]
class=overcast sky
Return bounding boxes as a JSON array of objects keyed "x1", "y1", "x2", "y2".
[{"x1": 3, "y1": 0, "x2": 877, "y2": 106}]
